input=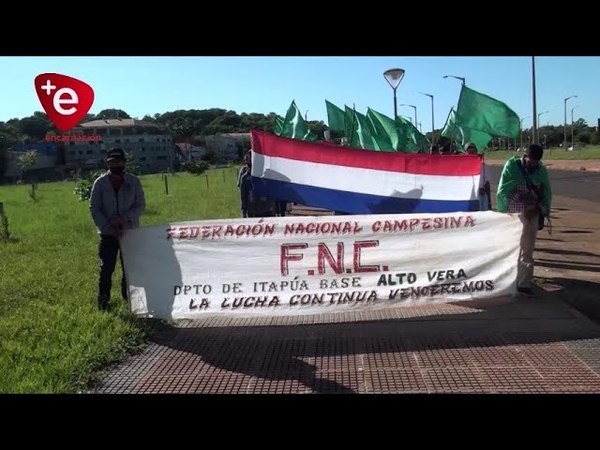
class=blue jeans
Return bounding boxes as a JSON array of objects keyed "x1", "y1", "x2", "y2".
[{"x1": 98, "y1": 234, "x2": 127, "y2": 301}]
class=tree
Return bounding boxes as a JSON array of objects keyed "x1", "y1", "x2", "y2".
[
  {"x1": 32, "y1": 111, "x2": 50, "y2": 121},
  {"x1": 17, "y1": 150, "x2": 38, "y2": 182},
  {"x1": 578, "y1": 131, "x2": 591, "y2": 145},
  {"x1": 81, "y1": 113, "x2": 96, "y2": 123},
  {"x1": 124, "y1": 151, "x2": 141, "y2": 175},
  {"x1": 95, "y1": 109, "x2": 131, "y2": 120},
  {"x1": 0, "y1": 136, "x2": 8, "y2": 177},
  {"x1": 19, "y1": 116, "x2": 49, "y2": 139},
  {"x1": 307, "y1": 120, "x2": 328, "y2": 139}
]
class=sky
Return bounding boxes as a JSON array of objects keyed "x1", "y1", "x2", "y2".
[{"x1": 1, "y1": 56, "x2": 598, "y2": 132}]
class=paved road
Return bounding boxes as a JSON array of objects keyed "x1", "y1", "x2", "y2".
[{"x1": 486, "y1": 166, "x2": 600, "y2": 212}]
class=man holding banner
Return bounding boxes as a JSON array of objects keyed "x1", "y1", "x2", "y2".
[
  {"x1": 90, "y1": 148, "x2": 146, "y2": 311},
  {"x1": 496, "y1": 144, "x2": 552, "y2": 295}
]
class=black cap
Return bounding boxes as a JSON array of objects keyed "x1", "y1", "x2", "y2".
[{"x1": 106, "y1": 148, "x2": 125, "y2": 161}]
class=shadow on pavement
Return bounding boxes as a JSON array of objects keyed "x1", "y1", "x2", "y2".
[
  {"x1": 536, "y1": 276, "x2": 600, "y2": 325},
  {"x1": 143, "y1": 285, "x2": 600, "y2": 393},
  {"x1": 536, "y1": 248, "x2": 600, "y2": 258},
  {"x1": 535, "y1": 259, "x2": 600, "y2": 273}
]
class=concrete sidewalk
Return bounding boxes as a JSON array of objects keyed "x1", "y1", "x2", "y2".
[{"x1": 94, "y1": 293, "x2": 600, "y2": 394}]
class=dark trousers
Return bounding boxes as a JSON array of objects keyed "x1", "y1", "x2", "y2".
[
  {"x1": 275, "y1": 200, "x2": 287, "y2": 216},
  {"x1": 98, "y1": 234, "x2": 127, "y2": 302}
]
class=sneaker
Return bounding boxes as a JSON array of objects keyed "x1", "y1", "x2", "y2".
[{"x1": 517, "y1": 287, "x2": 535, "y2": 296}]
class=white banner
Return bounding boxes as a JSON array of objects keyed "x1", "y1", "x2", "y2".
[{"x1": 120, "y1": 211, "x2": 522, "y2": 320}]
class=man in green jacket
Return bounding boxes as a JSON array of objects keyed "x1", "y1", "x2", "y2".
[{"x1": 496, "y1": 144, "x2": 552, "y2": 295}]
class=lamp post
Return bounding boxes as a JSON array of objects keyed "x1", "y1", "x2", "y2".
[
  {"x1": 537, "y1": 110, "x2": 549, "y2": 143},
  {"x1": 442, "y1": 74, "x2": 466, "y2": 150},
  {"x1": 304, "y1": 110, "x2": 308, "y2": 121},
  {"x1": 564, "y1": 95, "x2": 577, "y2": 150},
  {"x1": 399, "y1": 104, "x2": 417, "y2": 126},
  {"x1": 531, "y1": 57, "x2": 537, "y2": 144},
  {"x1": 419, "y1": 92, "x2": 435, "y2": 144},
  {"x1": 519, "y1": 116, "x2": 530, "y2": 150},
  {"x1": 443, "y1": 75, "x2": 466, "y2": 85},
  {"x1": 418, "y1": 122, "x2": 422, "y2": 132},
  {"x1": 571, "y1": 106, "x2": 578, "y2": 150},
  {"x1": 383, "y1": 68, "x2": 405, "y2": 120}
]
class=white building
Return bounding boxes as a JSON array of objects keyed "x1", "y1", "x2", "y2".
[
  {"x1": 68, "y1": 119, "x2": 176, "y2": 173},
  {"x1": 205, "y1": 132, "x2": 250, "y2": 162}
]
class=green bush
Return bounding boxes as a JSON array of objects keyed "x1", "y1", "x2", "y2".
[
  {"x1": 181, "y1": 160, "x2": 209, "y2": 176},
  {"x1": 73, "y1": 169, "x2": 105, "y2": 201}
]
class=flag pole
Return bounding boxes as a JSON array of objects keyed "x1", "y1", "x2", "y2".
[{"x1": 347, "y1": 103, "x2": 357, "y2": 147}]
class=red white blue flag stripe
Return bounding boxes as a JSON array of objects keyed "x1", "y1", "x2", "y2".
[{"x1": 250, "y1": 131, "x2": 482, "y2": 214}]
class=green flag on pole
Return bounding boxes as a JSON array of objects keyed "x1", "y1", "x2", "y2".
[
  {"x1": 455, "y1": 85, "x2": 520, "y2": 139},
  {"x1": 274, "y1": 115, "x2": 284, "y2": 135},
  {"x1": 325, "y1": 100, "x2": 346, "y2": 134},
  {"x1": 348, "y1": 108, "x2": 381, "y2": 150},
  {"x1": 278, "y1": 101, "x2": 318, "y2": 141},
  {"x1": 441, "y1": 108, "x2": 492, "y2": 153},
  {"x1": 396, "y1": 115, "x2": 429, "y2": 153},
  {"x1": 366, "y1": 108, "x2": 397, "y2": 151}
]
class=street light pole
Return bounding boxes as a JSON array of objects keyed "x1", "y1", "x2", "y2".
[
  {"x1": 571, "y1": 106, "x2": 578, "y2": 150},
  {"x1": 442, "y1": 76, "x2": 465, "y2": 150},
  {"x1": 443, "y1": 75, "x2": 466, "y2": 85},
  {"x1": 564, "y1": 95, "x2": 577, "y2": 150},
  {"x1": 383, "y1": 68, "x2": 405, "y2": 120},
  {"x1": 531, "y1": 56, "x2": 537, "y2": 144},
  {"x1": 537, "y1": 110, "x2": 549, "y2": 143},
  {"x1": 420, "y1": 92, "x2": 435, "y2": 144},
  {"x1": 519, "y1": 116, "x2": 530, "y2": 151},
  {"x1": 399, "y1": 104, "x2": 417, "y2": 127}
]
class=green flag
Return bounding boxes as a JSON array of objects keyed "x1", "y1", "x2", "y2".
[
  {"x1": 461, "y1": 126, "x2": 492, "y2": 153},
  {"x1": 441, "y1": 108, "x2": 492, "y2": 153},
  {"x1": 348, "y1": 109, "x2": 381, "y2": 150},
  {"x1": 344, "y1": 105, "x2": 356, "y2": 143},
  {"x1": 279, "y1": 101, "x2": 318, "y2": 141},
  {"x1": 274, "y1": 115, "x2": 284, "y2": 135},
  {"x1": 395, "y1": 115, "x2": 429, "y2": 153},
  {"x1": 455, "y1": 85, "x2": 520, "y2": 139},
  {"x1": 325, "y1": 100, "x2": 345, "y2": 134},
  {"x1": 364, "y1": 110, "x2": 426, "y2": 153},
  {"x1": 441, "y1": 109, "x2": 462, "y2": 143},
  {"x1": 366, "y1": 108, "x2": 397, "y2": 151}
]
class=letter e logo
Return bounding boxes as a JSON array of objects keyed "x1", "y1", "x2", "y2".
[{"x1": 34, "y1": 73, "x2": 94, "y2": 132}]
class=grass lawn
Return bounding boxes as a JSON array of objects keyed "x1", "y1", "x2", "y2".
[
  {"x1": 0, "y1": 166, "x2": 240, "y2": 392},
  {"x1": 484, "y1": 145, "x2": 600, "y2": 160}
]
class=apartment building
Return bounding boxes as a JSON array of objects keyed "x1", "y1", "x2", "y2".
[{"x1": 67, "y1": 119, "x2": 176, "y2": 173}]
